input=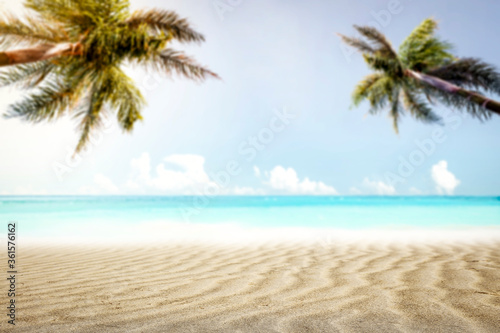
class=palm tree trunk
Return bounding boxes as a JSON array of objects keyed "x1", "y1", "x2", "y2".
[
  {"x1": 0, "y1": 43, "x2": 81, "y2": 67},
  {"x1": 406, "y1": 69, "x2": 500, "y2": 116}
]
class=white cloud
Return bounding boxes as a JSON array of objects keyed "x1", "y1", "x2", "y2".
[
  {"x1": 125, "y1": 153, "x2": 265, "y2": 195},
  {"x1": 253, "y1": 166, "x2": 261, "y2": 178},
  {"x1": 77, "y1": 155, "x2": 338, "y2": 197},
  {"x1": 266, "y1": 166, "x2": 338, "y2": 195},
  {"x1": 78, "y1": 173, "x2": 119, "y2": 194},
  {"x1": 127, "y1": 153, "x2": 216, "y2": 194},
  {"x1": 94, "y1": 174, "x2": 119, "y2": 194},
  {"x1": 431, "y1": 160, "x2": 460, "y2": 195},
  {"x1": 130, "y1": 152, "x2": 151, "y2": 181},
  {"x1": 152, "y1": 155, "x2": 213, "y2": 192},
  {"x1": 361, "y1": 178, "x2": 396, "y2": 195},
  {"x1": 125, "y1": 153, "x2": 151, "y2": 191}
]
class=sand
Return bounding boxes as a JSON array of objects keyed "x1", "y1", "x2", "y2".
[{"x1": 9, "y1": 240, "x2": 500, "y2": 332}]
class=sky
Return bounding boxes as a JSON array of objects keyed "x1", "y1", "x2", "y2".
[{"x1": 0, "y1": 0, "x2": 499, "y2": 196}]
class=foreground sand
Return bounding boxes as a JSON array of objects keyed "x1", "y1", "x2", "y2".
[{"x1": 11, "y1": 240, "x2": 500, "y2": 332}]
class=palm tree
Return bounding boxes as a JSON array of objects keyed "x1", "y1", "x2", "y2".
[
  {"x1": 0, "y1": 0, "x2": 218, "y2": 152},
  {"x1": 339, "y1": 18, "x2": 500, "y2": 132}
]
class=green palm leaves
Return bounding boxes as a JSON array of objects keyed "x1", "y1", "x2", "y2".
[
  {"x1": 398, "y1": 18, "x2": 454, "y2": 71},
  {"x1": 0, "y1": 0, "x2": 218, "y2": 152},
  {"x1": 341, "y1": 18, "x2": 500, "y2": 132}
]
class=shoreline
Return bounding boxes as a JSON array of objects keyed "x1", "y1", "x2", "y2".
[{"x1": 17, "y1": 224, "x2": 500, "y2": 246}]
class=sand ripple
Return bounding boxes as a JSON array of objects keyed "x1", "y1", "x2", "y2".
[{"x1": 9, "y1": 240, "x2": 500, "y2": 332}]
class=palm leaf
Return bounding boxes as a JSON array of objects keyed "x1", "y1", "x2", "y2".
[
  {"x1": 398, "y1": 18, "x2": 454, "y2": 70},
  {"x1": 0, "y1": 13, "x2": 69, "y2": 48},
  {"x1": 401, "y1": 87, "x2": 441, "y2": 123},
  {"x1": 0, "y1": 61, "x2": 55, "y2": 88},
  {"x1": 74, "y1": 86, "x2": 105, "y2": 153},
  {"x1": 25, "y1": 0, "x2": 128, "y2": 35},
  {"x1": 389, "y1": 89, "x2": 402, "y2": 133},
  {"x1": 103, "y1": 67, "x2": 145, "y2": 131},
  {"x1": 25, "y1": 0, "x2": 84, "y2": 28},
  {"x1": 426, "y1": 58, "x2": 500, "y2": 95},
  {"x1": 399, "y1": 18, "x2": 438, "y2": 54},
  {"x1": 365, "y1": 76, "x2": 394, "y2": 112},
  {"x1": 337, "y1": 34, "x2": 375, "y2": 54},
  {"x1": 353, "y1": 25, "x2": 397, "y2": 58},
  {"x1": 142, "y1": 48, "x2": 219, "y2": 81},
  {"x1": 4, "y1": 79, "x2": 79, "y2": 122},
  {"x1": 363, "y1": 53, "x2": 402, "y2": 76},
  {"x1": 126, "y1": 9, "x2": 205, "y2": 43},
  {"x1": 352, "y1": 72, "x2": 384, "y2": 106},
  {"x1": 422, "y1": 85, "x2": 492, "y2": 120}
]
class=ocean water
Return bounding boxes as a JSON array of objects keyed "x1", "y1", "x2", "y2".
[{"x1": 1, "y1": 196, "x2": 499, "y2": 241}]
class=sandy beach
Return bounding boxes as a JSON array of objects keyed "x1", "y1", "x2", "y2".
[{"x1": 10, "y1": 239, "x2": 500, "y2": 332}]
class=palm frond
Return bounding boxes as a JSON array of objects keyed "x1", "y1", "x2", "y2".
[
  {"x1": 337, "y1": 33, "x2": 375, "y2": 54},
  {"x1": 0, "y1": 13, "x2": 69, "y2": 48},
  {"x1": 399, "y1": 18, "x2": 454, "y2": 70},
  {"x1": 74, "y1": 86, "x2": 105, "y2": 153},
  {"x1": 401, "y1": 87, "x2": 441, "y2": 123},
  {"x1": 26, "y1": 0, "x2": 89, "y2": 37},
  {"x1": 26, "y1": 0, "x2": 78, "y2": 21},
  {"x1": 389, "y1": 89, "x2": 402, "y2": 133},
  {"x1": 422, "y1": 84, "x2": 492, "y2": 120},
  {"x1": 353, "y1": 25, "x2": 397, "y2": 58},
  {"x1": 116, "y1": 86, "x2": 144, "y2": 131},
  {"x1": 362, "y1": 54, "x2": 402, "y2": 76},
  {"x1": 141, "y1": 48, "x2": 219, "y2": 81},
  {"x1": 0, "y1": 61, "x2": 55, "y2": 88},
  {"x1": 73, "y1": 66, "x2": 143, "y2": 152},
  {"x1": 365, "y1": 76, "x2": 395, "y2": 113},
  {"x1": 399, "y1": 18, "x2": 437, "y2": 54},
  {"x1": 25, "y1": 0, "x2": 130, "y2": 35},
  {"x1": 352, "y1": 72, "x2": 384, "y2": 106},
  {"x1": 426, "y1": 58, "x2": 500, "y2": 95},
  {"x1": 127, "y1": 9, "x2": 205, "y2": 43},
  {"x1": 407, "y1": 38, "x2": 454, "y2": 70},
  {"x1": 104, "y1": 67, "x2": 145, "y2": 131},
  {"x1": 4, "y1": 79, "x2": 79, "y2": 122},
  {"x1": 86, "y1": 0, "x2": 130, "y2": 23}
]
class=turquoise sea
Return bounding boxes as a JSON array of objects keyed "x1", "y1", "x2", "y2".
[{"x1": 1, "y1": 196, "x2": 499, "y2": 240}]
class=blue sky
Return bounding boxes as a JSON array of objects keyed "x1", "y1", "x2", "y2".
[{"x1": 0, "y1": 0, "x2": 499, "y2": 196}]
